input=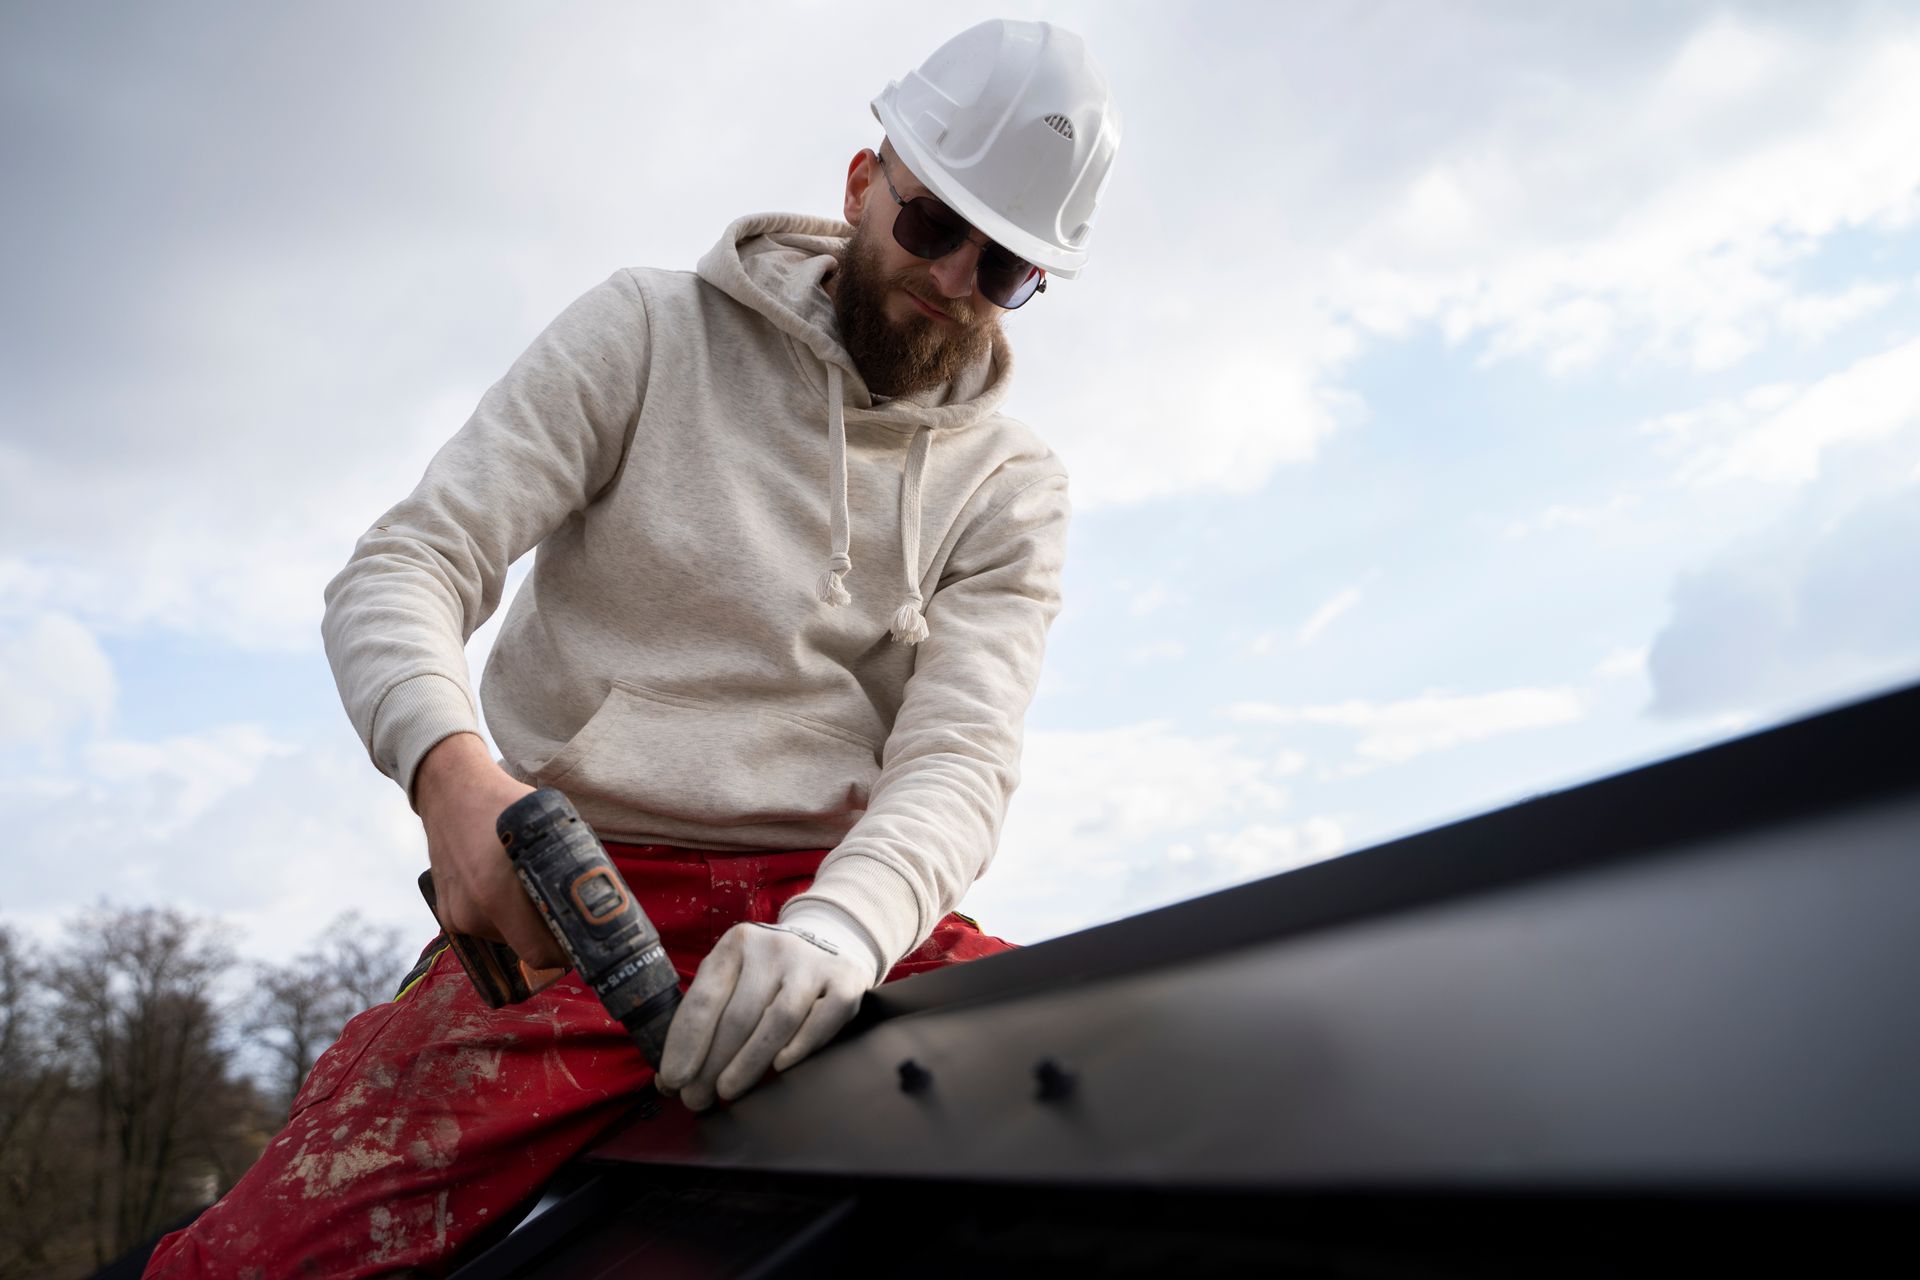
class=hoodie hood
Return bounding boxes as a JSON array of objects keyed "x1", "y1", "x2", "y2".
[
  {"x1": 695, "y1": 212, "x2": 1015, "y2": 427},
  {"x1": 696, "y1": 212, "x2": 1016, "y2": 643}
]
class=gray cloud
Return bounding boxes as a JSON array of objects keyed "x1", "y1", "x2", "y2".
[
  {"x1": 3, "y1": 6, "x2": 1916, "y2": 664},
  {"x1": 1648, "y1": 482, "x2": 1920, "y2": 717}
]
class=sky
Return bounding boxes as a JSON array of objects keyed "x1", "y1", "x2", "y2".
[{"x1": 3, "y1": 1, "x2": 1918, "y2": 966}]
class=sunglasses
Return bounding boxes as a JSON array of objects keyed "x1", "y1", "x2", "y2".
[{"x1": 875, "y1": 152, "x2": 1048, "y2": 310}]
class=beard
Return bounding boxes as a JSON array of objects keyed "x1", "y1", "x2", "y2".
[{"x1": 832, "y1": 219, "x2": 998, "y2": 398}]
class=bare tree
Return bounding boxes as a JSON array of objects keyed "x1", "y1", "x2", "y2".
[
  {"x1": 0, "y1": 926, "x2": 90, "y2": 1278},
  {"x1": 0, "y1": 908, "x2": 411, "y2": 1272},
  {"x1": 245, "y1": 952, "x2": 341, "y2": 1121},
  {"x1": 45, "y1": 905, "x2": 266, "y2": 1268},
  {"x1": 245, "y1": 911, "x2": 412, "y2": 1121},
  {"x1": 317, "y1": 911, "x2": 412, "y2": 1016}
]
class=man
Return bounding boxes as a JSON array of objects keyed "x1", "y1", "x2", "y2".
[{"x1": 146, "y1": 17, "x2": 1118, "y2": 1277}]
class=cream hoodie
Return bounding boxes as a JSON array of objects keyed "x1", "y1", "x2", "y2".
[{"x1": 321, "y1": 213, "x2": 1069, "y2": 977}]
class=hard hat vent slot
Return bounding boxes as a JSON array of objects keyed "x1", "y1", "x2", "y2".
[{"x1": 1042, "y1": 113, "x2": 1075, "y2": 140}]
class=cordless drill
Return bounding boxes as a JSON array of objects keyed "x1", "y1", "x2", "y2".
[{"x1": 417, "y1": 787, "x2": 682, "y2": 1067}]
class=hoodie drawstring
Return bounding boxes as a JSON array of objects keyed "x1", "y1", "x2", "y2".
[
  {"x1": 817, "y1": 364, "x2": 935, "y2": 646},
  {"x1": 889, "y1": 426, "x2": 932, "y2": 644},
  {"x1": 817, "y1": 364, "x2": 854, "y2": 608}
]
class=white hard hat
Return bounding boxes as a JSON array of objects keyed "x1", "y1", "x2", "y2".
[{"x1": 872, "y1": 19, "x2": 1121, "y2": 280}]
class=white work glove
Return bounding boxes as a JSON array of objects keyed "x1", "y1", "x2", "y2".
[{"x1": 655, "y1": 903, "x2": 884, "y2": 1111}]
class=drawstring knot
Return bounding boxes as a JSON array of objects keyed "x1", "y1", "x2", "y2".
[
  {"x1": 889, "y1": 596, "x2": 929, "y2": 645},
  {"x1": 817, "y1": 552, "x2": 852, "y2": 607}
]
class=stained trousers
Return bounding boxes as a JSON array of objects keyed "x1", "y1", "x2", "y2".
[{"x1": 144, "y1": 841, "x2": 1014, "y2": 1278}]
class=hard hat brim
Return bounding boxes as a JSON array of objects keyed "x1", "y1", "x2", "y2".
[{"x1": 871, "y1": 95, "x2": 1087, "y2": 281}]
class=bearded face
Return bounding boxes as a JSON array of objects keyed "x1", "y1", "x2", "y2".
[{"x1": 831, "y1": 214, "x2": 999, "y2": 399}]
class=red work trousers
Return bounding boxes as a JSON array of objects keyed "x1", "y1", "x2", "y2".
[{"x1": 145, "y1": 842, "x2": 1014, "y2": 1278}]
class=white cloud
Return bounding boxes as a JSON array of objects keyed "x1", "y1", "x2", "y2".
[
  {"x1": 1038, "y1": 10, "x2": 1920, "y2": 507},
  {"x1": 1638, "y1": 380, "x2": 1801, "y2": 456},
  {"x1": 1127, "y1": 583, "x2": 1175, "y2": 617},
  {"x1": 1168, "y1": 820, "x2": 1346, "y2": 880},
  {"x1": 1130, "y1": 818, "x2": 1347, "y2": 908},
  {"x1": 1326, "y1": 17, "x2": 1920, "y2": 376},
  {"x1": 1659, "y1": 13, "x2": 1789, "y2": 105},
  {"x1": 960, "y1": 721, "x2": 1307, "y2": 942},
  {"x1": 0, "y1": 611, "x2": 116, "y2": 751},
  {"x1": 1776, "y1": 282, "x2": 1901, "y2": 342},
  {"x1": 4, "y1": 4, "x2": 1916, "y2": 669},
  {"x1": 1227, "y1": 687, "x2": 1586, "y2": 766},
  {"x1": 1022, "y1": 722, "x2": 1294, "y2": 844},
  {"x1": 1238, "y1": 629, "x2": 1284, "y2": 658},
  {"x1": 0, "y1": 359, "x2": 539, "y2": 658},
  {"x1": 1030, "y1": 295, "x2": 1364, "y2": 508},
  {"x1": 81, "y1": 725, "x2": 300, "y2": 842},
  {"x1": 1125, "y1": 639, "x2": 1187, "y2": 664},
  {"x1": 1627, "y1": 330, "x2": 1920, "y2": 718},
  {"x1": 1675, "y1": 336, "x2": 1920, "y2": 487},
  {"x1": 1272, "y1": 749, "x2": 1309, "y2": 777},
  {"x1": 1594, "y1": 646, "x2": 1650, "y2": 679},
  {"x1": 0, "y1": 726, "x2": 428, "y2": 965},
  {"x1": 1296, "y1": 580, "x2": 1368, "y2": 647},
  {"x1": 1500, "y1": 494, "x2": 1640, "y2": 540},
  {"x1": 0, "y1": 3, "x2": 782, "y2": 653}
]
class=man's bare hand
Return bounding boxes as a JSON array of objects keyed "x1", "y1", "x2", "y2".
[{"x1": 414, "y1": 732, "x2": 563, "y2": 969}]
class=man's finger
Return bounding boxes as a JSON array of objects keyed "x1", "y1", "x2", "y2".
[
  {"x1": 772, "y1": 986, "x2": 861, "y2": 1073},
  {"x1": 657, "y1": 940, "x2": 744, "y2": 1092},
  {"x1": 716, "y1": 980, "x2": 816, "y2": 1101},
  {"x1": 493, "y1": 889, "x2": 568, "y2": 972},
  {"x1": 683, "y1": 975, "x2": 775, "y2": 1110}
]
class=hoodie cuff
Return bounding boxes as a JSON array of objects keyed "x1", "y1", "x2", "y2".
[{"x1": 371, "y1": 672, "x2": 479, "y2": 807}]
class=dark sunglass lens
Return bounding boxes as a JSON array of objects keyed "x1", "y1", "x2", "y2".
[
  {"x1": 978, "y1": 248, "x2": 1044, "y2": 309},
  {"x1": 888, "y1": 184, "x2": 1044, "y2": 308},
  {"x1": 894, "y1": 197, "x2": 969, "y2": 260}
]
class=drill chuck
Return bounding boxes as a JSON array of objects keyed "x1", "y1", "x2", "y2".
[{"x1": 496, "y1": 788, "x2": 682, "y2": 1067}]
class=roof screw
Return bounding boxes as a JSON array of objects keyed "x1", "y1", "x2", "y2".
[
  {"x1": 897, "y1": 1058, "x2": 933, "y2": 1094},
  {"x1": 1034, "y1": 1057, "x2": 1075, "y2": 1102}
]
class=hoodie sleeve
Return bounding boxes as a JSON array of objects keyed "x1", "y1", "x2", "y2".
[
  {"x1": 321, "y1": 270, "x2": 650, "y2": 804},
  {"x1": 780, "y1": 467, "x2": 1071, "y2": 977}
]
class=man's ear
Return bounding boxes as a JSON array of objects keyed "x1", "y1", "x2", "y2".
[{"x1": 842, "y1": 149, "x2": 877, "y2": 227}]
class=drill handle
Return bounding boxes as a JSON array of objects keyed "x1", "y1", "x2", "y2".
[{"x1": 416, "y1": 869, "x2": 568, "y2": 1008}]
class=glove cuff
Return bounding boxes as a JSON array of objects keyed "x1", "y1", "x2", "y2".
[{"x1": 778, "y1": 901, "x2": 887, "y2": 986}]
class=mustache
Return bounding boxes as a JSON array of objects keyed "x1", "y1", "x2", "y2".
[{"x1": 895, "y1": 277, "x2": 979, "y2": 327}]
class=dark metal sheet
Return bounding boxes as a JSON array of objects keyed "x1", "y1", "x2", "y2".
[
  {"x1": 864, "y1": 681, "x2": 1920, "y2": 1022},
  {"x1": 587, "y1": 685, "x2": 1920, "y2": 1189}
]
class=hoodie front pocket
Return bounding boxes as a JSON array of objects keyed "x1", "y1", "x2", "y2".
[{"x1": 535, "y1": 680, "x2": 879, "y2": 828}]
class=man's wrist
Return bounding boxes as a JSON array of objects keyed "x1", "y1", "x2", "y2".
[
  {"x1": 778, "y1": 902, "x2": 886, "y2": 985},
  {"x1": 413, "y1": 731, "x2": 492, "y2": 814}
]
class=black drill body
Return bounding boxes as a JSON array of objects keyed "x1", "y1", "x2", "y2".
[
  {"x1": 497, "y1": 788, "x2": 682, "y2": 1065},
  {"x1": 419, "y1": 788, "x2": 681, "y2": 1068}
]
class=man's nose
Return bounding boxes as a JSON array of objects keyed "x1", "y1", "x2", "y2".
[{"x1": 927, "y1": 240, "x2": 983, "y2": 299}]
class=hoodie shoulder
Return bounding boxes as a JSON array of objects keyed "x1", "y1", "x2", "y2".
[
  {"x1": 981, "y1": 411, "x2": 1069, "y2": 483},
  {"x1": 621, "y1": 265, "x2": 796, "y2": 357},
  {"x1": 620, "y1": 265, "x2": 703, "y2": 307},
  {"x1": 959, "y1": 411, "x2": 1071, "y2": 535}
]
